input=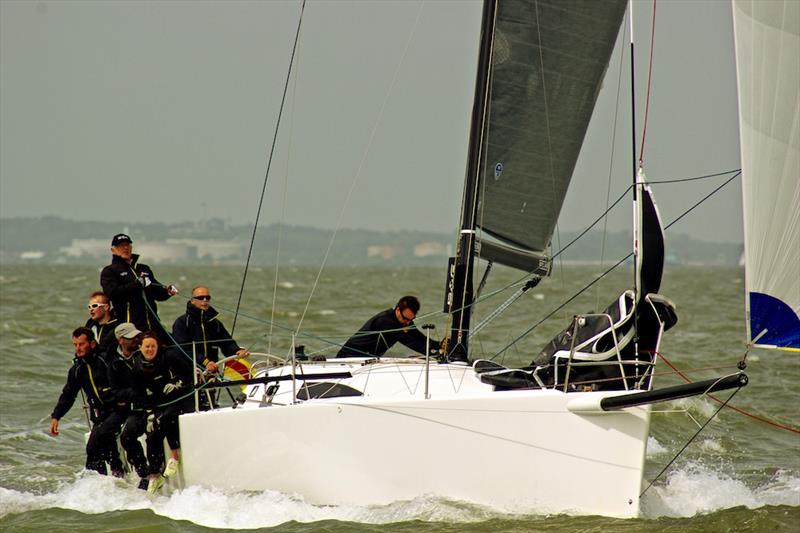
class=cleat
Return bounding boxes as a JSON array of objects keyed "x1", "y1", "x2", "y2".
[
  {"x1": 147, "y1": 475, "x2": 165, "y2": 494},
  {"x1": 163, "y1": 457, "x2": 180, "y2": 478}
]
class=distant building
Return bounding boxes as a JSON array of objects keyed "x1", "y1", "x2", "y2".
[
  {"x1": 165, "y1": 239, "x2": 244, "y2": 262},
  {"x1": 61, "y1": 239, "x2": 108, "y2": 259},
  {"x1": 60, "y1": 238, "x2": 244, "y2": 263},
  {"x1": 414, "y1": 241, "x2": 450, "y2": 257},
  {"x1": 19, "y1": 250, "x2": 45, "y2": 260},
  {"x1": 367, "y1": 245, "x2": 403, "y2": 260}
]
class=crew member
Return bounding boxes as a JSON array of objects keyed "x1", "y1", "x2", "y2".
[
  {"x1": 171, "y1": 285, "x2": 250, "y2": 373},
  {"x1": 171, "y1": 285, "x2": 250, "y2": 409},
  {"x1": 135, "y1": 332, "x2": 193, "y2": 493},
  {"x1": 107, "y1": 322, "x2": 150, "y2": 489},
  {"x1": 100, "y1": 233, "x2": 178, "y2": 341},
  {"x1": 49, "y1": 327, "x2": 124, "y2": 477},
  {"x1": 85, "y1": 291, "x2": 118, "y2": 361},
  {"x1": 337, "y1": 295, "x2": 441, "y2": 357}
]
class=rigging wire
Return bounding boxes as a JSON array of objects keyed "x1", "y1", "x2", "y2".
[
  {"x1": 269, "y1": 13, "x2": 305, "y2": 354},
  {"x1": 658, "y1": 352, "x2": 800, "y2": 434},
  {"x1": 231, "y1": 0, "x2": 307, "y2": 336},
  {"x1": 492, "y1": 171, "x2": 741, "y2": 359},
  {"x1": 638, "y1": 0, "x2": 657, "y2": 168},
  {"x1": 293, "y1": 1, "x2": 426, "y2": 338},
  {"x1": 532, "y1": 0, "x2": 566, "y2": 303},
  {"x1": 640, "y1": 383, "x2": 742, "y2": 498},
  {"x1": 648, "y1": 169, "x2": 741, "y2": 184}
]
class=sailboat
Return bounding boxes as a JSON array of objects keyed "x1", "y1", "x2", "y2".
[{"x1": 172, "y1": 0, "x2": 797, "y2": 518}]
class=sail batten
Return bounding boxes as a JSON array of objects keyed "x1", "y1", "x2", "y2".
[
  {"x1": 733, "y1": 0, "x2": 800, "y2": 351},
  {"x1": 476, "y1": 0, "x2": 627, "y2": 266}
]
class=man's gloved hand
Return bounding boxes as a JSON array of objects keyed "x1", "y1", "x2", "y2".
[
  {"x1": 137, "y1": 274, "x2": 152, "y2": 288},
  {"x1": 167, "y1": 284, "x2": 179, "y2": 296},
  {"x1": 146, "y1": 413, "x2": 156, "y2": 433},
  {"x1": 163, "y1": 381, "x2": 183, "y2": 395}
]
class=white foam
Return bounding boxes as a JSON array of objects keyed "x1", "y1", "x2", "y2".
[
  {"x1": 699, "y1": 438, "x2": 724, "y2": 453},
  {"x1": 670, "y1": 397, "x2": 717, "y2": 418},
  {"x1": 0, "y1": 474, "x2": 501, "y2": 528},
  {"x1": 278, "y1": 282, "x2": 295, "y2": 289},
  {"x1": 642, "y1": 462, "x2": 800, "y2": 517},
  {"x1": 316, "y1": 310, "x2": 336, "y2": 316},
  {"x1": 3, "y1": 466, "x2": 798, "y2": 526},
  {"x1": 646, "y1": 436, "x2": 668, "y2": 456}
]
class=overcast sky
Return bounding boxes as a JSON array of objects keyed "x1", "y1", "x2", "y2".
[{"x1": 1, "y1": 0, "x2": 743, "y2": 243}]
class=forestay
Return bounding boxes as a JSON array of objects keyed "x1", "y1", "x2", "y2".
[
  {"x1": 733, "y1": 0, "x2": 800, "y2": 350},
  {"x1": 476, "y1": 0, "x2": 627, "y2": 272}
]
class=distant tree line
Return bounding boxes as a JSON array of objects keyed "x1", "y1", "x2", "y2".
[{"x1": 0, "y1": 216, "x2": 743, "y2": 266}]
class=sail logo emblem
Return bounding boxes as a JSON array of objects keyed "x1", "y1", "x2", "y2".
[{"x1": 494, "y1": 162, "x2": 503, "y2": 180}]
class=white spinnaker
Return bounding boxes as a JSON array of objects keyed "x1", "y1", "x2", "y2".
[{"x1": 733, "y1": 0, "x2": 800, "y2": 350}]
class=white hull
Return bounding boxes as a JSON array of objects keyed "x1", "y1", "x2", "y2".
[{"x1": 178, "y1": 361, "x2": 651, "y2": 518}]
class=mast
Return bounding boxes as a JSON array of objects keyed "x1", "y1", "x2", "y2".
[{"x1": 447, "y1": 0, "x2": 498, "y2": 362}]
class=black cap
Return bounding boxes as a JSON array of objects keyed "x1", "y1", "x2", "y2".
[{"x1": 111, "y1": 233, "x2": 133, "y2": 246}]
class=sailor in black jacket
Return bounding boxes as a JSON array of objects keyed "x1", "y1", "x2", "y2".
[
  {"x1": 107, "y1": 322, "x2": 150, "y2": 482},
  {"x1": 49, "y1": 327, "x2": 124, "y2": 476},
  {"x1": 135, "y1": 332, "x2": 194, "y2": 491},
  {"x1": 84, "y1": 291, "x2": 118, "y2": 362},
  {"x1": 100, "y1": 233, "x2": 178, "y2": 341},
  {"x1": 337, "y1": 296, "x2": 441, "y2": 357},
  {"x1": 171, "y1": 285, "x2": 249, "y2": 372}
]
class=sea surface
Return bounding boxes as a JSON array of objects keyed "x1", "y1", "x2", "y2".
[{"x1": 1, "y1": 263, "x2": 798, "y2": 532}]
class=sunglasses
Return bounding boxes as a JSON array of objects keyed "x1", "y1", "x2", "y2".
[
  {"x1": 87, "y1": 303, "x2": 108, "y2": 310},
  {"x1": 193, "y1": 295, "x2": 211, "y2": 301},
  {"x1": 400, "y1": 310, "x2": 415, "y2": 321}
]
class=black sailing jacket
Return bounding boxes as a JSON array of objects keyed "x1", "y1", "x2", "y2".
[
  {"x1": 51, "y1": 348, "x2": 114, "y2": 421},
  {"x1": 172, "y1": 303, "x2": 241, "y2": 367},
  {"x1": 85, "y1": 316, "x2": 119, "y2": 362},
  {"x1": 108, "y1": 348, "x2": 145, "y2": 411},
  {"x1": 100, "y1": 254, "x2": 171, "y2": 335},
  {"x1": 336, "y1": 308, "x2": 440, "y2": 357},
  {"x1": 135, "y1": 348, "x2": 194, "y2": 410}
]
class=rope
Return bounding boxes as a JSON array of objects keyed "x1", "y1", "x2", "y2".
[
  {"x1": 640, "y1": 384, "x2": 741, "y2": 497},
  {"x1": 231, "y1": 0, "x2": 307, "y2": 336},
  {"x1": 658, "y1": 352, "x2": 800, "y2": 434},
  {"x1": 638, "y1": 0, "x2": 657, "y2": 168}
]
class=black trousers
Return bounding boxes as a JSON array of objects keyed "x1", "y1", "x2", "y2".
[
  {"x1": 119, "y1": 411, "x2": 149, "y2": 478},
  {"x1": 145, "y1": 399, "x2": 190, "y2": 475},
  {"x1": 85, "y1": 409, "x2": 124, "y2": 475}
]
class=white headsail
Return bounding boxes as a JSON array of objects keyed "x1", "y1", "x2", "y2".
[{"x1": 733, "y1": 0, "x2": 800, "y2": 351}]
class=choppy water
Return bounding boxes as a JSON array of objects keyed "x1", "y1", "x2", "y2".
[{"x1": 1, "y1": 264, "x2": 798, "y2": 532}]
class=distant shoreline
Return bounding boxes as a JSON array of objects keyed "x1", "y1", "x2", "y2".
[{"x1": 0, "y1": 216, "x2": 743, "y2": 267}]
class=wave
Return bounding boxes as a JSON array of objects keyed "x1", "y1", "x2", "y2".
[
  {"x1": 2, "y1": 465, "x2": 798, "y2": 528},
  {"x1": 0, "y1": 474, "x2": 505, "y2": 528},
  {"x1": 641, "y1": 462, "x2": 800, "y2": 517}
]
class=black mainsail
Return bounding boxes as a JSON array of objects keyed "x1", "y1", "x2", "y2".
[{"x1": 448, "y1": 0, "x2": 628, "y2": 359}]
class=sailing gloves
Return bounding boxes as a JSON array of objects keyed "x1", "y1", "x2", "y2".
[{"x1": 162, "y1": 381, "x2": 183, "y2": 395}]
